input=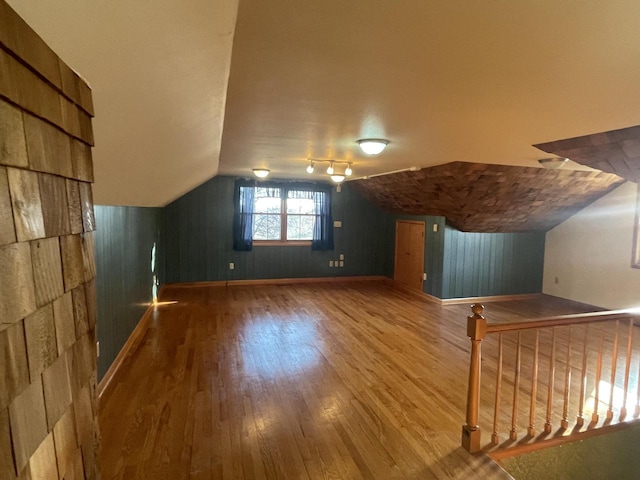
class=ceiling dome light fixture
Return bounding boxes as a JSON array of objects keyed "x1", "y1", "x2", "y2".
[
  {"x1": 252, "y1": 168, "x2": 270, "y2": 178},
  {"x1": 306, "y1": 161, "x2": 315, "y2": 174},
  {"x1": 538, "y1": 157, "x2": 568, "y2": 170},
  {"x1": 330, "y1": 174, "x2": 346, "y2": 183},
  {"x1": 357, "y1": 138, "x2": 389, "y2": 155}
]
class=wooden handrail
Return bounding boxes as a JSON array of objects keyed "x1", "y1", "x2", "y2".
[
  {"x1": 485, "y1": 309, "x2": 639, "y2": 334},
  {"x1": 462, "y1": 305, "x2": 640, "y2": 453}
]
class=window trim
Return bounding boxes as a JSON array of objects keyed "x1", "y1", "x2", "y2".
[
  {"x1": 253, "y1": 240, "x2": 312, "y2": 247},
  {"x1": 251, "y1": 186, "x2": 317, "y2": 244}
]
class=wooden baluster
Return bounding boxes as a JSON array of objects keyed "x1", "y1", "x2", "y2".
[
  {"x1": 621, "y1": 319, "x2": 634, "y2": 420},
  {"x1": 492, "y1": 333, "x2": 503, "y2": 445},
  {"x1": 592, "y1": 325, "x2": 605, "y2": 424},
  {"x1": 577, "y1": 324, "x2": 589, "y2": 427},
  {"x1": 607, "y1": 320, "x2": 620, "y2": 421},
  {"x1": 527, "y1": 331, "x2": 539, "y2": 437},
  {"x1": 544, "y1": 327, "x2": 556, "y2": 433},
  {"x1": 510, "y1": 331, "x2": 522, "y2": 441},
  {"x1": 561, "y1": 326, "x2": 572, "y2": 429},
  {"x1": 462, "y1": 304, "x2": 487, "y2": 453}
]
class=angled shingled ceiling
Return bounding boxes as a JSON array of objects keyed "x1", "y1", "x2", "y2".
[
  {"x1": 535, "y1": 125, "x2": 640, "y2": 183},
  {"x1": 351, "y1": 162, "x2": 624, "y2": 233}
]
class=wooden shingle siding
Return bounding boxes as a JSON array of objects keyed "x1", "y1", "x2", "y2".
[
  {"x1": 351, "y1": 161, "x2": 624, "y2": 233},
  {"x1": 535, "y1": 125, "x2": 640, "y2": 183},
  {"x1": 0, "y1": 2, "x2": 98, "y2": 478}
]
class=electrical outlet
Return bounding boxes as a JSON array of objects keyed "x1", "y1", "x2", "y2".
[
  {"x1": 433, "y1": 224, "x2": 438, "y2": 232},
  {"x1": 96, "y1": 342, "x2": 100, "y2": 358},
  {"x1": 339, "y1": 253, "x2": 344, "y2": 260},
  {"x1": 334, "y1": 220, "x2": 342, "y2": 227},
  {"x1": 329, "y1": 260, "x2": 334, "y2": 267},
  {"x1": 423, "y1": 273, "x2": 427, "y2": 280},
  {"x1": 229, "y1": 262, "x2": 235, "y2": 270},
  {"x1": 339, "y1": 261, "x2": 344, "y2": 267}
]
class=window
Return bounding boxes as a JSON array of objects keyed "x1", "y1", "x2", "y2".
[
  {"x1": 233, "y1": 180, "x2": 334, "y2": 251},
  {"x1": 252, "y1": 188, "x2": 315, "y2": 242}
]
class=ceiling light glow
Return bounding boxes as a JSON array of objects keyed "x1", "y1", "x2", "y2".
[
  {"x1": 327, "y1": 162, "x2": 335, "y2": 175},
  {"x1": 357, "y1": 139, "x2": 389, "y2": 155},
  {"x1": 252, "y1": 168, "x2": 270, "y2": 178}
]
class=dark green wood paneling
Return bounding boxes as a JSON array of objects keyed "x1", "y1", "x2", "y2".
[
  {"x1": 441, "y1": 226, "x2": 545, "y2": 299},
  {"x1": 94, "y1": 206, "x2": 164, "y2": 380},
  {"x1": 164, "y1": 176, "x2": 394, "y2": 283}
]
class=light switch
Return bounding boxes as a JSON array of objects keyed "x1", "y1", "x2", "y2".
[
  {"x1": 329, "y1": 260, "x2": 334, "y2": 267},
  {"x1": 229, "y1": 262, "x2": 235, "y2": 270},
  {"x1": 339, "y1": 261, "x2": 344, "y2": 267},
  {"x1": 433, "y1": 224, "x2": 438, "y2": 232},
  {"x1": 339, "y1": 254, "x2": 344, "y2": 260}
]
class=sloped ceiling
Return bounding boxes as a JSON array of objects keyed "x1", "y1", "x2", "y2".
[
  {"x1": 351, "y1": 162, "x2": 624, "y2": 232},
  {"x1": 7, "y1": 0, "x2": 640, "y2": 212},
  {"x1": 535, "y1": 125, "x2": 640, "y2": 183},
  {"x1": 6, "y1": 0, "x2": 238, "y2": 206}
]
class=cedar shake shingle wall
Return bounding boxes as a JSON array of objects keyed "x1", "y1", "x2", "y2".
[{"x1": 0, "y1": 1, "x2": 99, "y2": 479}]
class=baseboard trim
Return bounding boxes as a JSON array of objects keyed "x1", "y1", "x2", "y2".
[
  {"x1": 163, "y1": 275, "x2": 390, "y2": 288},
  {"x1": 388, "y1": 281, "x2": 541, "y2": 306},
  {"x1": 440, "y1": 293, "x2": 542, "y2": 305},
  {"x1": 97, "y1": 301, "x2": 156, "y2": 401}
]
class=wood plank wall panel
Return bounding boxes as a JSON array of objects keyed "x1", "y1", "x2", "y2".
[
  {"x1": 441, "y1": 227, "x2": 545, "y2": 299},
  {"x1": 94, "y1": 206, "x2": 164, "y2": 380},
  {"x1": 164, "y1": 176, "x2": 394, "y2": 283},
  {"x1": 0, "y1": 2, "x2": 98, "y2": 478}
]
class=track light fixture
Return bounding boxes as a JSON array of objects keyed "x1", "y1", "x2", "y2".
[
  {"x1": 327, "y1": 162, "x2": 334, "y2": 175},
  {"x1": 306, "y1": 158, "x2": 353, "y2": 183},
  {"x1": 345, "y1": 163, "x2": 353, "y2": 176}
]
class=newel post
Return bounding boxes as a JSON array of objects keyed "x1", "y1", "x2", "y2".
[{"x1": 462, "y1": 304, "x2": 487, "y2": 453}]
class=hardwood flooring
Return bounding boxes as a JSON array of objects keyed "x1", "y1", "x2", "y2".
[{"x1": 98, "y1": 281, "x2": 598, "y2": 479}]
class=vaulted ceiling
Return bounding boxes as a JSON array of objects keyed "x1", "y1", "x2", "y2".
[{"x1": 7, "y1": 0, "x2": 640, "y2": 230}]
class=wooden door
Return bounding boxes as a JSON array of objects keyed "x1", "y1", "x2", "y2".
[{"x1": 394, "y1": 220, "x2": 425, "y2": 291}]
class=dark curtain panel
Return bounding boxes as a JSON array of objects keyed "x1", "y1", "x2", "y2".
[
  {"x1": 232, "y1": 180, "x2": 255, "y2": 251},
  {"x1": 312, "y1": 189, "x2": 334, "y2": 251}
]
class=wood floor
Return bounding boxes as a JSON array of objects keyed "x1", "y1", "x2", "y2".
[{"x1": 98, "y1": 281, "x2": 598, "y2": 479}]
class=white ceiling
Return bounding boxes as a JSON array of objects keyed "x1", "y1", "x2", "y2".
[
  {"x1": 7, "y1": 0, "x2": 238, "y2": 206},
  {"x1": 8, "y1": 0, "x2": 640, "y2": 206}
]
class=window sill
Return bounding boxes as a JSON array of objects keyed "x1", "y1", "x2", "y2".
[{"x1": 253, "y1": 240, "x2": 312, "y2": 247}]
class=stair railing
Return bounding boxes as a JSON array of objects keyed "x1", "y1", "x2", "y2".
[{"x1": 462, "y1": 304, "x2": 640, "y2": 453}]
